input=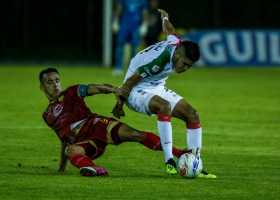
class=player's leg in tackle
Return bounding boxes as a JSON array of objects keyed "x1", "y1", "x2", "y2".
[
  {"x1": 148, "y1": 95, "x2": 177, "y2": 175},
  {"x1": 172, "y1": 99, "x2": 202, "y2": 157},
  {"x1": 66, "y1": 144, "x2": 108, "y2": 177},
  {"x1": 111, "y1": 121, "x2": 186, "y2": 175},
  {"x1": 172, "y1": 99, "x2": 217, "y2": 178}
]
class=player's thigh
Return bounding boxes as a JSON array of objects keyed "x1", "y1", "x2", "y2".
[
  {"x1": 103, "y1": 117, "x2": 143, "y2": 144},
  {"x1": 172, "y1": 98, "x2": 199, "y2": 121},
  {"x1": 158, "y1": 87, "x2": 183, "y2": 114},
  {"x1": 148, "y1": 95, "x2": 172, "y2": 114},
  {"x1": 127, "y1": 88, "x2": 156, "y2": 115}
]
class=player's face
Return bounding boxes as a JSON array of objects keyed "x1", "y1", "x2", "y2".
[
  {"x1": 173, "y1": 47, "x2": 194, "y2": 73},
  {"x1": 40, "y1": 72, "x2": 62, "y2": 100}
]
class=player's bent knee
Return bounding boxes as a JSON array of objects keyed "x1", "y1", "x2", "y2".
[
  {"x1": 192, "y1": 110, "x2": 200, "y2": 121},
  {"x1": 186, "y1": 110, "x2": 201, "y2": 129},
  {"x1": 160, "y1": 102, "x2": 171, "y2": 115},
  {"x1": 66, "y1": 145, "x2": 85, "y2": 157},
  {"x1": 190, "y1": 109, "x2": 199, "y2": 121},
  {"x1": 150, "y1": 96, "x2": 171, "y2": 115},
  {"x1": 187, "y1": 109, "x2": 200, "y2": 122},
  {"x1": 111, "y1": 123, "x2": 125, "y2": 145}
]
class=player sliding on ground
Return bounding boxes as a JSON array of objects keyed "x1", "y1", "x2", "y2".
[
  {"x1": 39, "y1": 67, "x2": 189, "y2": 176},
  {"x1": 112, "y1": 9, "x2": 216, "y2": 178}
]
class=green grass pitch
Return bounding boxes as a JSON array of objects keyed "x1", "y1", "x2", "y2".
[{"x1": 0, "y1": 66, "x2": 279, "y2": 200}]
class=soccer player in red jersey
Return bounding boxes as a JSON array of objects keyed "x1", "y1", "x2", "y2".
[{"x1": 39, "y1": 67, "x2": 187, "y2": 177}]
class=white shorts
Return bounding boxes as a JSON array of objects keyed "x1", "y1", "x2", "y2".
[{"x1": 127, "y1": 85, "x2": 183, "y2": 115}]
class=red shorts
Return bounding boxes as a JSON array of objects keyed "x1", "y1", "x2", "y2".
[{"x1": 75, "y1": 115, "x2": 122, "y2": 159}]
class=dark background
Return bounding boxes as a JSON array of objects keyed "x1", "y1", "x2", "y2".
[{"x1": 0, "y1": 0, "x2": 279, "y2": 64}]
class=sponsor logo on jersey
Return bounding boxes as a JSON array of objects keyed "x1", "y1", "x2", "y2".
[
  {"x1": 100, "y1": 118, "x2": 109, "y2": 124},
  {"x1": 53, "y1": 104, "x2": 63, "y2": 117},
  {"x1": 151, "y1": 65, "x2": 160, "y2": 73},
  {"x1": 140, "y1": 72, "x2": 148, "y2": 78}
]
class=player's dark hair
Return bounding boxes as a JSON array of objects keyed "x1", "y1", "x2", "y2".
[
  {"x1": 39, "y1": 67, "x2": 59, "y2": 83},
  {"x1": 181, "y1": 40, "x2": 200, "y2": 62}
]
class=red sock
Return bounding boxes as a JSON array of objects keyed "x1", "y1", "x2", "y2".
[
  {"x1": 141, "y1": 132, "x2": 186, "y2": 158},
  {"x1": 141, "y1": 132, "x2": 161, "y2": 150},
  {"x1": 172, "y1": 147, "x2": 189, "y2": 158},
  {"x1": 69, "y1": 154, "x2": 95, "y2": 169}
]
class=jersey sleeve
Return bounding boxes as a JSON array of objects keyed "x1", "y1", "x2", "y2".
[{"x1": 137, "y1": 46, "x2": 172, "y2": 78}]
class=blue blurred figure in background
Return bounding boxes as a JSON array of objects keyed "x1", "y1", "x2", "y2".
[{"x1": 112, "y1": 0, "x2": 148, "y2": 75}]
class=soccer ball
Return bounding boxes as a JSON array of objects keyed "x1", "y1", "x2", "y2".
[{"x1": 177, "y1": 153, "x2": 203, "y2": 178}]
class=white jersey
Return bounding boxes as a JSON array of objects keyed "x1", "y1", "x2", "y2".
[{"x1": 123, "y1": 35, "x2": 180, "y2": 88}]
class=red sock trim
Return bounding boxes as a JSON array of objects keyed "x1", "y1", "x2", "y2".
[
  {"x1": 69, "y1": 154, "x2": 95, "y2": 169},
  {"x1": 142, "y1": 132, "x2": 187, "y2": 158},
  {"x1": 157, "y1": 114, "x2": 171, "y2": 122},
  {"x1": 186, "y1": 122, "x2": 201, "y2": 129}
]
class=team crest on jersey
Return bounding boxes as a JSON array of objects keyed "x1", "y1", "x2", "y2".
[
  {"x1": 100, "y1": 118, "x2": 109, "y2": 124},
  {"x1": 151, "y1": 65, "x2": 160, "y2": 73},
  {"x1": 53, "y1": 104, "x2": 63, "y2": 117}
]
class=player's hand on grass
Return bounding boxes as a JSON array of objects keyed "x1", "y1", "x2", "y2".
[
  {"x1": 58, "y1": 159, "x2": 67, "y2": 173},
  {"x1": 58, "y1": 166, "x2": 66, "y2": 173}
]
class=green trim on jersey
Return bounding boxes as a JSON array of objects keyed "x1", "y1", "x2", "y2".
[{"x1": 137, "y1": 46, "x2": 172, "y2": 78}]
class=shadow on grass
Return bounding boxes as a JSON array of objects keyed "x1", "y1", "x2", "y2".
[{"x1": 1, "y1": 164, "x2": 198, "y2": 181}]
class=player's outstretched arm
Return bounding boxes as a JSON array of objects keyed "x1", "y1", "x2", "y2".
[
  {"x1": 58, "y1": 141, "x2": 68, "y2": 173},
  {"x1": 117, "y1": 73, "x2": 143, "y2": 100},
  {"x1": 158, "y1": 9, "x2": 176, "y2": 35},
  {"x1": 111, "y1": 73, "x2": 142, "y2": 118},
  {"x1": 87, "y1": 84, "x2": 117, "y2": 95}
]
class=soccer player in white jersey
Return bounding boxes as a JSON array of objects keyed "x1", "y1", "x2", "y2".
[{"x1": 112, "y1": 9, "x2": 216, "y2": 178}]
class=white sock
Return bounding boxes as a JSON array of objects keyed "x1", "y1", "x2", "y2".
[
  {"x1": 186, "y1": 127, "x2": 202, "y2": 156},
  {"x1": 157, "y1": 120, "x2": 173, "y2": 162}
]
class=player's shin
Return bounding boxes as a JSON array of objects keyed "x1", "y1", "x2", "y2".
[
  {"x1": 157, "y1": 114, "x2": 173, "y2": 162},
  {"x1": 186, "y1": 122, "x2": 202, "y2": 157},
  {"x1": 69, "y1": 154, "x2": 108, "y2": 176},
  {"x1": 69, "y1": 154, "x2": 95, "y2": 169},
  {"x1": 140, "y1": 132, "x2": 161, "y2": 150},
  {"x1": 141, "y1": 132, "x2": 187, "y2": 157}
]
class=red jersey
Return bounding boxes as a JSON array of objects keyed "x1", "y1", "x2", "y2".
[{"x1": 43, "y1": 85, "x2": 94, "y2": 142}]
